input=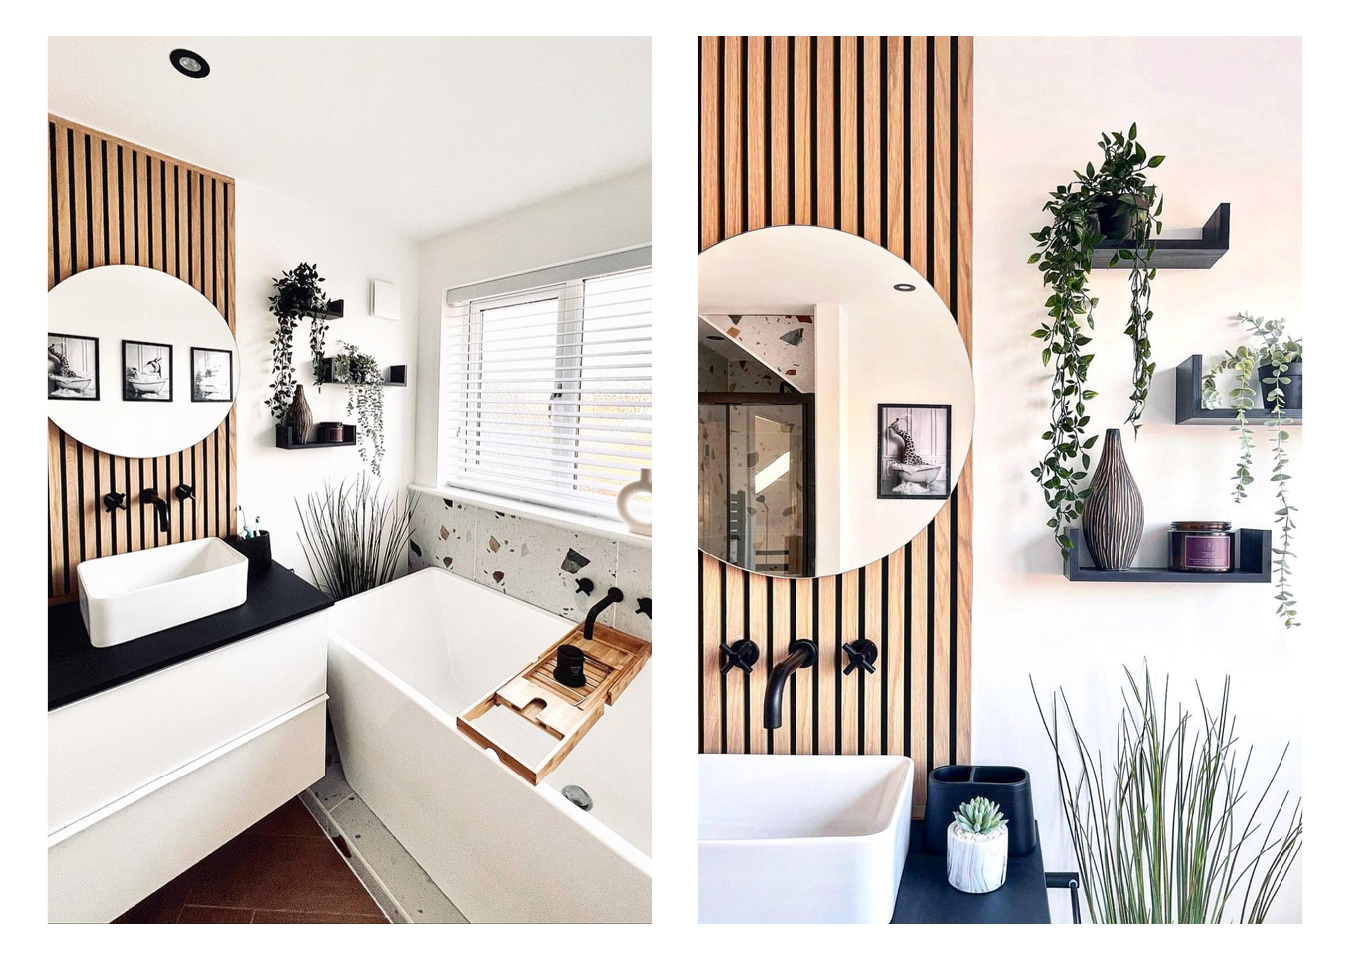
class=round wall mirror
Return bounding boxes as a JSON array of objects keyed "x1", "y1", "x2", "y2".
[
  {"x1": 698, "y1": 226, "x2": 974, "y2": 578},
  {"x1": 48, "y1": 265, "x2": 240, "y2": 458}
]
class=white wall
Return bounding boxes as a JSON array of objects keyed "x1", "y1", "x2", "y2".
[
  {"x1": 973, "y1": 36, "x2": 1302, "y2": 922},
  {"x1": 235, "y1": 182, "x2": 419, "y2": 576},
  {"x1": 413, "y1": 166, "x2": 653, "y2": 484}
]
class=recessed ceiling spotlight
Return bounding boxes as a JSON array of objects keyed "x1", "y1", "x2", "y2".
[
  {"x1": 705, "y1": 335, "x2": 726, "y2": 341},
  {"x1": 169, "y1": 48, "x2": 210, "y2": 79},
  {"x1": 893, "y1": 283, "x2": 916, "y2": 292}
]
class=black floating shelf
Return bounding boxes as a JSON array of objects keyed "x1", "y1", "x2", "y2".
[
  {"x1": 309, "y1": 299, "x2": 343, "y2": 320},
  {"x1": 274, "y1": 423, "x2": 356, "y2": 449},
  {"x1": 1175, "y1": 354, "x2": 1302, "y2": 425},
  {"x1": 1091, "y1": 203, "x2": 1229, "y2": 270},
  {"x1": 1063, "y1": 528, "x2": 1271, "y2": 583},
  {"x1": 319, "y1": 358, "x2": 407, "y2": 387}
]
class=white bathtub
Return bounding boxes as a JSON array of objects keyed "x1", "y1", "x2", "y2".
[{"x1": 327, "y1": 567, "x2": 652, "y2": 922}]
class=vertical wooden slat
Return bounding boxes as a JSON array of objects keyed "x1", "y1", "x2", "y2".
[
  {"x1": 815, "y1": 575, "x2": 837, "y2": 755},
  {"x1": 793, "y1": 37, "x2": 812, "y2": 225},
  {"x1": 909, "y1": 37, "x2": 929, "y2": 276},
  {"x1": 144, "y1": 153, "x2": 157, "y2": 270},
  {"x1": 90, "y1": 138, "x2": 106, "y2": 268},
  {"x1": 838, "y1": 38, "x2": 858, "y2": 236},
  {"x1": 955, "y1": 35, "x2": 975, "y2": 763},
  {"x1": 72, "y1": 131, "x2": 88, "y2": 273},
  {"x1": 746, "y1": 37, "x2": 767, "y2": 232},
  {"x1": 105, "y1": 141, "x2": 121, "y2": 266},
  {"x1": 700, "y1": 37, "x2": 721, "y2": 251},
  {"x1": 49, "y1": 424, "x2": 66, "y2": 596},
  {"x1": 176, "y1": 164, "x2": 188, "y2": 281},
  {"x1": 863, "y1": 559, "x2": 883, "y2": 754},
  {"x1": 771, "y1": 575, "x2": 793, "y2": 754},
  {"x1": 931, "y1": 506, "x2": 953, "y2": 768},
  {"x1": 838, "y1": 568, "x2": 859, "y2": 755},
  {"x1": 862, "y1": 37, "x2": 882, "y2": 245},
  {"x1": 54, "y1": 129, "x2": 71, "y2": 281},
  {"x1": 120, "y1": 145, "x2": 136, "y2": 268},
  {"x1": 724, "y1": 564, "x2": 746, "y2": 754},
  {"x1": 793, "y1": 580, "x2": 815, "y2": 754},
  {"x1": 932, "y1": 38, "x2": 953, "y2": 306},
  {"x1": 702, "y1": 555, "x2": 723, "y2": 754},
  {"x1": 770, "y1": 36, "x2": 791, "y2": 226},
  {"x1": 722, "y1": 37, "x2": 744, "y2": 239},
  {"x1": 747, "y1": 574, "x2": 769, "y2": 754},
  {"x1": 885, "y1": 547, "x2": 907, "y2": 757},
  {"x1": 815, "y1": 38, "x2": 835, "y2": 229},
  {"x1": 909, "y1": 533, "x2": 930, "y2": 801}
]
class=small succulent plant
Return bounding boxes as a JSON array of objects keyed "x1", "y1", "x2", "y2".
[{"x1": 954, "y1": 797, "x2": 1006, "y2": 837}]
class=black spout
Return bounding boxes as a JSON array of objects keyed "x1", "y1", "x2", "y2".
[
  {"x1": 583, "y1": 586, "x2": 623, "y2": 639},
  {"x1": 141, "y1": 488, "x2": 170, "y2": 533},
  {"x1": 765, "y1": 639, "x2": 817, "y2": 729}
]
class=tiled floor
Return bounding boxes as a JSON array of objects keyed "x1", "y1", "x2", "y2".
[{"x1": 114, "y1": 797, "x2": 388, "y2": 924}]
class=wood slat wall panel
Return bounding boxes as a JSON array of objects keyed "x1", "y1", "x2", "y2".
[
  {"x1": 697, "y1": 38, "x2": 973, "y2": 814},
  {"x1": 47, "y1": 116, "x2": 236, "y2": 603}
]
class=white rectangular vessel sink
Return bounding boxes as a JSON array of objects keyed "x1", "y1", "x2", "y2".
[
  {"x1": 77, "y1": 538, "x2": 248, "y2": 648},
  {"x1": 698, "y1": 754, "x2": 913, "y2": 923}
]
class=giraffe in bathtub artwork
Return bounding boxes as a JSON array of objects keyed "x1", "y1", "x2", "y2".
[{"x1": 878, "y1": 403, "x2": 953, "y2": 500}]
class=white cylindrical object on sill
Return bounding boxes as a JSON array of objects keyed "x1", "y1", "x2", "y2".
[
  {"x1": 617, "y1": 468, "x2": 653, "y2": 536},
  {"x1": 946, "y1": 821, "x2": 1008, "y2": 894}
]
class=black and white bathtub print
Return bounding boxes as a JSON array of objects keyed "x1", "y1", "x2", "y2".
[
  {"x1": 191, "y1": 347, "x2": 233, "y2": 402},
  {"x1": 877, "y1": 403, "x2": 951, "y2": 500},
  {"x1": 48, "y1": 333, "x2": 99, "y2": 401},
  {"x1": 123, "y1": 340, "x2": 173, "y2": 402}
]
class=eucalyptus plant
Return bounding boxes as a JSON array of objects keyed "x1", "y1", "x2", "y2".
[
  {"x1": 1032, "y1": 665, "x2": 1301, "y2": 924},
  {"x1": 1029, "y1": 125, "x2": 1164, "y2": 555},
  {"x1": 1203, "y1": 312, "x2": 1301, "y2": 627},
  {"x1": 266, "y1": 262, "x2": 333, "y2": 423},
  {"x1": 335, "y1": 339, "x2": 386, "y2": 477}
]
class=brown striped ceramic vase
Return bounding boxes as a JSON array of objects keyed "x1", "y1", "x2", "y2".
[{"x1": 1081, "y1": 428, "x2": 1143, "y2": 570}]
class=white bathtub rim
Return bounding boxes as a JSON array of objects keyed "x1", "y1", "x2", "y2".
[
  {"x1": 327, "y1": 625, "x2": 652, "y2": 878},
  {"x1": 334, "y1": 565, "x2": 576, "y2": 631}
]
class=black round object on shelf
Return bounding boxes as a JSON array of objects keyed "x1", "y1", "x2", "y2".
[
  {"x1": 553, "y1": 644, "x2": 586, "y2": 688},
  {"x1": 1258, "y1": 361, "x2": 1302, "y2": 411},
  {"x1": 924, "y1": 764, "x2": 1036, "y2": 856},
  {"x1": 169, "y1": 49, "x2": 211, "y2": 79}
]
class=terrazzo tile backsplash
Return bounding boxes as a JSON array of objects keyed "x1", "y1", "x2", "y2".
[{"x1": 407, "y1": 492, "x2": 652, "y2": 641}]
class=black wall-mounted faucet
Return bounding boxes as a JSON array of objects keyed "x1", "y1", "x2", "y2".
[
  {"x1": 102, "y1": 490, "x2": 128, "y2": 513},
  {"x1": 765, "y1": 639, "x2": 818, "y2": 729},
  {"x1": 583, "y1": 586, "x2": 623, "y2": 639},
  {"x1": 173, "y1": 483, "x2": 195, "y2": 502},
  {"x1": 141, "y1": 488, "x2": 170, "y2": 533}
]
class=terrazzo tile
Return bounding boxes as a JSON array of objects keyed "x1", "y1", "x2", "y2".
[
  {"x1": 701, "y1": 313, "x2": 815, "y2": 391},
  {"x1": 309, "y1": 760, "x2": 357, "y2": 811},
  {"x1": 408, "y1": 498, "x2": 479, "y2": 575},
  {"x1": 612, "y1": 540, "x2": 653, "y2": 641},
  {"x1": 471, "y1": 511, "x2": 620, "y2": 627}
]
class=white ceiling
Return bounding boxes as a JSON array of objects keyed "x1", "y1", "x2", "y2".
[{"x1": 48, "y1": 36, "x2": 652, "y2": 240}]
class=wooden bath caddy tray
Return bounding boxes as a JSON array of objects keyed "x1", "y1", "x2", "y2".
[{"x1": 456, "y1": 622, "x2": 651, "y2": 785}]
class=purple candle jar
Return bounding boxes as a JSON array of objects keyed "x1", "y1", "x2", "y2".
[{"x1": 1169, "y1": 521, "x2": 1235, "y2": 573}]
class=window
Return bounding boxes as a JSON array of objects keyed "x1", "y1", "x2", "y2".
[{"x1": 440, "y1": 263, "x2": 652, "y2": 521}]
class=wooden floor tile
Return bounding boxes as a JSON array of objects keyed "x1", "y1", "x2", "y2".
[
  {"x1": 186, "y1": 834, "x2": 383, "y2": 915},
  {"x1": 252, "y1": 909, "x2": 388, "y2": 924},
  {"x1": 177, "y1": 906, "x2": 254, "y2": 923},
  {"x1": 245, "y1": 797, "x2": 327, "y2": 838}
]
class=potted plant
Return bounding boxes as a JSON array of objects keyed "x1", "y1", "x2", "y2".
[
  {"x1": 266, "y1": 262, "x2": 336, "y2": 424},
  {"x1": 1028, "y1": 124, "x2": 1165, "y2": 555},
  {"x1": 1202, "y1": 311, "x2": 1301, "y2": 627},
  {"x1": 946, "y1": 797, "x2": 1008, "y2": 894},
  {"x1": 295, "y1": 476, "x2": 418, "y2": 600},
  {"x1": 334, "y1": 339, "x2": 386, "y2": 476},
  {"x1": 1032, "y1": 665, "x2": 1302, "y2": 923}
]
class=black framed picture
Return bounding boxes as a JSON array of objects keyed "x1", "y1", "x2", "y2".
[
  {"x1": 48, "y1": 333, "x2": 100, "y2": 401},
  {"x1": 123, "y1": 340, "x2": 173, "y2": 402},
  {"x1": 191, "y1": 347, "x2": 233, "y2": 402},
  {"x1": 877, "y1": 403, "x2": 952, "y2": 500}
]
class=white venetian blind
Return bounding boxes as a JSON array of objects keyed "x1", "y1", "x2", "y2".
[{"x1": 440, "y1": 261, "x2": 652, "y2": 520}]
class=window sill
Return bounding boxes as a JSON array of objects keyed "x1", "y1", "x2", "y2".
[{"x1": 409, "y1": 483, "x2": 652, "y2": 549}]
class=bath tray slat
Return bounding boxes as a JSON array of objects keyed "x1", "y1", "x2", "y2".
[{"x1": 456, "y1": 622, "x2": 651, "y2": 785}]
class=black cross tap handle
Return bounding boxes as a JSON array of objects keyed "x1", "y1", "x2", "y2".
[
  {"x1": 842, "y1": 639, "x2": 878, "y2": 675},
  {"x1": 575, "y1": 577, "x2": 594, "y2": 595},
  {"x1": 636, "y1": 597, "x2": 652, "y2": 618},
  {"x1": 719, "y1": 638, "x2": 760, "y2": 676}
]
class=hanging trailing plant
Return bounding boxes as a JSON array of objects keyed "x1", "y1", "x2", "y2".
[
  {"x1": 1203, "y1": 312, "x2": 1301, "y2": 627},
  {"x1": 335, "y1": 339, "x2": 386, "y2": 476},
  {"x1": 1028, "y1": 124, "x2": 1164, "y2": 554},
  {"x1": 266, "y1": 262, "x2": 333, "y2": 423}
]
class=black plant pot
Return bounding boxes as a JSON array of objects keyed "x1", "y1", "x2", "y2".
[
  {"x1": 1258, "y1": 361, "x2": 1302, "y2": 411},
  {"x1": 226, "y1": 531, "x2": 272, "y2": 583},
  {"x1": 924, "y1": 765, "x2": 1036, "y2": 857},
  {"x1": 1095, "y1": 195, "x2": 1145, "y2": 241}
]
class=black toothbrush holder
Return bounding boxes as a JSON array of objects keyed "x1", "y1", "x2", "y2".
[
  {"x1": 924, "y1": 764, "x2": 1036, "y2": 856},
  {"x1": 225, "y1": 531, "x2": 272, "y2": 583}
]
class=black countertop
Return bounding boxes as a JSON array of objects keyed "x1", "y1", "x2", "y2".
[
  {"x1": 892, "y1": 823, "x2": 1052, "y2": 923},
  {"x1": 49, "y1": 563, "x2": 333, "y2": 711}
]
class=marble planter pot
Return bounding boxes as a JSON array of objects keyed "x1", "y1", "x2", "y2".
[{"x1": 946, "y1": 822, "x2": 1008, "y2": 894}]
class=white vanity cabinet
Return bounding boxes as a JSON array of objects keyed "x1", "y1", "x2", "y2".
[{"x1": 47, "y1": 611, "x2": 329, "y2": 923}]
